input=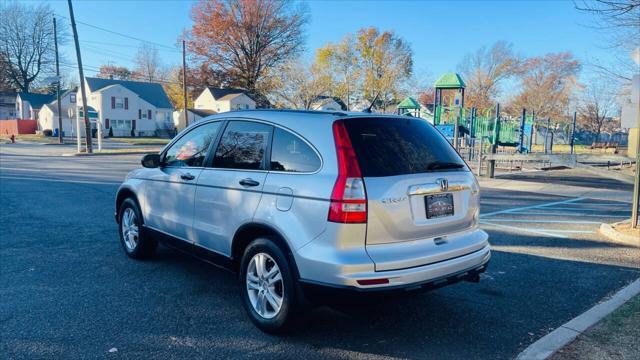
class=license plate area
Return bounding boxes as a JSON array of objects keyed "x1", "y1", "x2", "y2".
[{"x1": 425, "y1": 193, "x2": 454, "y2": 219}]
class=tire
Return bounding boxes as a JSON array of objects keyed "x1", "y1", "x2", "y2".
[
  {"x1": 239, "y1": 237, "x2": 297, "y2": 333},
  {"x1": 118, "y1": 197, "x2": 157, "y2": 259}
]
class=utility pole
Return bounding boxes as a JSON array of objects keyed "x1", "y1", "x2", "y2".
[
  {"x1": 632, "y1": 97, "x2": 640, "y2": 228},
  {"x1": 53, "y1": 17, "x2": 63, "y2": 144},
  {"x1": 182, "y1": 39, "x2": 188, "y2": 128},
  {"x1": 67, "y1": 0, "x2": 92, "y2": 153},
  {"x1": 569, "y1": 111, "x2": 577, "y2": 155}
]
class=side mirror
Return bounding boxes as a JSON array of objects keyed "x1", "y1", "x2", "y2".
[{"x1": 141, "y1": 153, "x2": 161, "y2": 168}]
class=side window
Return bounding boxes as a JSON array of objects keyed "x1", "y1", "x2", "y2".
[
  {"x1": 212, "y1": 121, "x2": 272, "y2": 170},
  {"x1": 270, "y1": 128, "x2": 321, "y2": 172},
  {"x1": 164, "y1": 122, "x2": 222, "y2": 167}
]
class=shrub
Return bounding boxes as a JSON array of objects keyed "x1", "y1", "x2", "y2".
[
  {"x1": 130, "y1": 128, "x2": 136, "y2": 137},
  {"x1": 108, "y1": 127, "x2": 113, "y2": 137},
  {"x1": 43, "y1": 129, "x2": 53, "y2": 137}
]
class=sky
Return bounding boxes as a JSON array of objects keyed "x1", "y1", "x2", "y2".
[{"x1": 42, "y1": 0, "x2": 618, "y2": 85}]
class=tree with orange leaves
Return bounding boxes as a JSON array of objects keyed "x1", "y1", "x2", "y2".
[{"x1": 187, "y1": 0, "x2": 307, "y2": 99}]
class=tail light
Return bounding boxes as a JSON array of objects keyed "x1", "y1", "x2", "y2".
[{"x1": 328, "y1": 120, "x2": 367, "y2": 223}]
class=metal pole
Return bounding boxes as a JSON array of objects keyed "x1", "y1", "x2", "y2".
[
  {"x1": 53, "y1": 18, "x2": 63, "y2": 144},
  {"x1": 454, "y1": 111, "x2": 460, "y2": 150},
  {"x1": 67, "y1": 0, "x2": 92, "y2": 153},
  {"x1": 544, "y1": 117, "x2": 550, "y2": 154},
  {"x1": 182, "y1": 40, "x2": 188, "y2": 128},
  {"x1": 477, "y1": 136, "x2": 483, "y2": 177},
  {"x1": 518, "y1": 108, "x2": 526, "y2": 153},
  {"x1": 570, "y1": 111, "x2": 577, "y2": 155},
  {"x1": 632, "y1": 102, "x2": 640, "y2": 228},
  {"x1": 529, "y1": 110, "x2": 535, "y2": 152},
  {"x1": 488, "y1": 103, "x2": 500, "y2": 178},
  {"x1": 76, "y1": 108, "x2": 80, "y2": 152}
]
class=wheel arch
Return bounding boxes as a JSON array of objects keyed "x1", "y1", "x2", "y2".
[
  {"x1": 115, "y1": 187, "x2": 141, "y2": 224},
  {"x1": 231, "y1": 222, "x2": 299, "y2": 278}
]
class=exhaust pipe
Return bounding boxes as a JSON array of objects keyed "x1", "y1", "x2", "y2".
[{"x1": 465, "y1": 273, "x2": 480, "y2": 283}]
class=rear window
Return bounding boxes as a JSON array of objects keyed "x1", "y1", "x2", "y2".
[{"x1": 342, "y1": 118, "x2": 466, "y2": 177}]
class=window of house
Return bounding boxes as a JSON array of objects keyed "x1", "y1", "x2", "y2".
[
  {"x1": 112, "y1": 120, "x2": 132, "y2": 130},
  {"x1": 70, "y1": 93, "x2": 76, "y2": 103},
  {"x1": 270, "y1": 128, "x2": 321, "y2": 172},
  {"x1": 212, "y1": 121, "x2": 272, "y2": 170},
  {"x1": 114, "y1": 98, "x2": 124, "y2": 109},
  {"x1": 163, "y1": 122, "x2": 222, "y2": 167}
]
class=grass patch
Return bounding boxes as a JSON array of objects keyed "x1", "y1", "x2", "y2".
[
  {"x1": 109, "y1": 137, "x2": 170, "y2": 145},
  {"x1": 551, "y1": 294, "x2": 640, "y2": 360},
  {"x1": 0, "y1": 134, "x2": 60, "y2": 144}
]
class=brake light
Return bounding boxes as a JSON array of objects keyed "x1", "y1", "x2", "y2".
[{"x1": 328, "y1": 120, "x2": 367, "y2": 223}]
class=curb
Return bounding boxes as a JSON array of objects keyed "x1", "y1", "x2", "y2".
[
  {"x1": 62, "y1": 151, "x2": 153, "y2": 157},
  {"x1": 516, "y1": 279, "x2": 640, "y2": 360},
  {"x1": 599, "y1": 221, "x2": 640, "y2": 248}
]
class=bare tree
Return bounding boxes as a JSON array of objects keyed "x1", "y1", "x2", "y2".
[
  {"x1": 457, "y1": 41, "x2": 519, "y2": 111},
  {"x1": 508, "y1": 52, "x2": 581, "y2": 120},
  {"x1": 0, "y1": 2, "x2": 59, "y2": 92},
  {"x1": 270, "y1": 59, "x2": 332, "y2": 110},
  {"x1": 578, "y1": 78, "x2": 618, "y2": 143},
  {"x1": 188, "y1": 0, "x2": 308, "y2": 94},
  {"x1": 134, "y1": 44, "x2": 163, "y2": 82},
  {"x1": 575, "y1": 0, "x2": 640, "y2": 81}
]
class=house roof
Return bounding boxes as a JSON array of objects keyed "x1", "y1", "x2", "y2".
[
  {"x1": 397, "y1": 96, "x2": 421, "y2": 109},
  {"x1": 207, "y1": 87, "x2": 255, "y2": 102},
  {"x1": 189, "y1": 108, "x2": 217, "y2": 117},
  {"x1": 17, "y1": 92, "x2": 56, "y2": 109},
  {"x1": 85, "y1": 77, "x2": 173, "y2": 108},
  {"x1": 313, "y1": 95, "x2": 348, "y2": 111},
  {"x1": 434, "y1": 73, "x2": 466, "y2": 89}
]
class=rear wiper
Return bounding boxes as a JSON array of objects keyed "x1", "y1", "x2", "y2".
[{"x1": 427, "y1": 161, "x2": 465, "y2": 170}]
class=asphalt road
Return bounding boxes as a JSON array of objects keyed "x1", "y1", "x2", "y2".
[{"x1": 1, "y1": 143, "x2": 639, "y2": 359}]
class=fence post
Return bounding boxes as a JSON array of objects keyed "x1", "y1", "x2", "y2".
[
  {"x1": 518, "y1": 108, "x2": 526, "y2": 153},
  {"x1": 477, "y1": 137, "x2": 483, "y2": 177},
  {"x1": 488, "y1": 103, "x2": 500, "y2": 178},
  {"x1": 529, "y1": 110, "x2": 535, "y2": 152}
]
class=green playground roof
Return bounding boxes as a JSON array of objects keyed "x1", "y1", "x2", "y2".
[
  {"x1": 435, "y1": 72, "x2": 466, "y2": 89},
  {"x1": 397, "y1": 96, "x2": 421, "y2": 109}
]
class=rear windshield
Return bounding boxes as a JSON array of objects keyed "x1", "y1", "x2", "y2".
[{"x1": 342, "y1": 117, "x2": 466, "y2": 177}]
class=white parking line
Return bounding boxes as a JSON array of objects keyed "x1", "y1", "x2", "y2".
[
  {"x1": 539, "y1": 207, "x2": 630, "y2": 212},
  {"x1": 481, "y1": 197, "x2": 586, "y2": 218},
  {"x1": 484, "y1": 218, "x2": 601, "y2": 224},
  {"x1": 480, "y1": 221, "x2": 569, "y2": 239},
  {"x1": 510, "y1": 211, "x2": 628, "y2": 218}
]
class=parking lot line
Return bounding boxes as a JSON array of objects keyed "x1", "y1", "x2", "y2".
[
  {"x1": 480, "y1": 221, "x2": 569, "y2": 238},
  {"x1": 538, "y1": 206, "x2": 629, "y2": 212},
  {"x1": 480, "y1": 197, "x2": 586, "y2": 218},
  {"x1": 510, "y1": 211, "x2": 628, "y2": 218},
  {"x1": 484, "y1": 218, "x2": 602, "y2": 224}
]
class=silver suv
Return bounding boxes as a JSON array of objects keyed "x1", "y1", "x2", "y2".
[{"x1": 115, "y1": 110, "x2": 490, "y2": 332}]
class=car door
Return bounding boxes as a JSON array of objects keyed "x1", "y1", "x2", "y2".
[
  {"x1": 192, "y1": 120, "x2": 273, "y2": 256},
  {"x1": 143, "y1": 121, "x2": 223, "y2": 241}
]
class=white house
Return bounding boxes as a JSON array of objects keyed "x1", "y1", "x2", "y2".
[
  {"x1": 310, "y1": 96, "x2": 347, "y2": 111},
  {"x1": 194, "y1": 87, "x2": 256, "y2": 113},
  {"x1": 16, "y1": 92, "x2": 56, "y2": 120},
  {"x1": 172, "y1": 108, "x2": 217, "y2": 131},
  {"x1": 38, "y1": 88, "x2": 78, "y2": 136},
  {"x1": 0, "y1": 91, "x2": 17, "y2": 119},
  {"x1": 82, "y1": 77, "x2": 174, "y2": 137}
]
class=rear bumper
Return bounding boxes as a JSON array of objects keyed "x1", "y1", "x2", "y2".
[
  {"x1": 300, "y1": 252, "x2": 490, "y2": 296},
  {"x1": 296, "y1": 228, "x2": 491, "y2": 291}
]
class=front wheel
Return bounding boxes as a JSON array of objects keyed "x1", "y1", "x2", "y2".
[
  {"x1": 240, "y1": 238, "x2": 297, "y2": 333},
  {"x1": 118, "y1": 198, "x2": 157, "y2": 259}
]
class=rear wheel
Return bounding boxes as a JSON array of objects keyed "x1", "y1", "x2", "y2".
[
  {"x1": 240, "y1": 238, "x2": 297, "y2": 333},
  {"x1": 118, "y1": 198, "x2": 157, "y2": 259}
]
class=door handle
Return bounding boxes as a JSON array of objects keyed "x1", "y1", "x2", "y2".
[
  {"x1": 239, "y1": 178, "x2": 260, "y2": 187},
  {"x1": 180, "y1": 172, "x2": 196, "y2": 181}
]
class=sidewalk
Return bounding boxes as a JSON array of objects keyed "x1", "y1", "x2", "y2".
[{"x1": 549, "y1": 294, "x2": 639, "y2": 360}]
